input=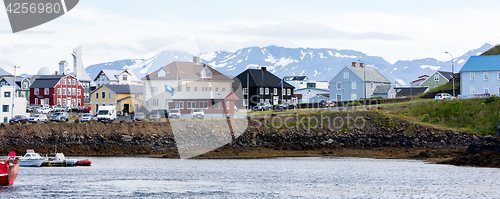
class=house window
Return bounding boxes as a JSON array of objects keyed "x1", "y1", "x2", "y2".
[
  {"x1": 63, "y1": 79, "x2": 66, "y2": 85},
  {"x1": 336, "y1": 82, "x2": 341, "y2": 90},
  {"x1": 77, "y1": 99, "x2": 81, "y2": 106},
  {"x1": 77, "y1": 89, "x2": 81, "y2": 96},
  {"x1": 434, "y1": 75, "x2": 439, "y2": 82},
  {"x1": 35, "y1": 88, "x2": 39, "y2": 95},
  {"x1": 470, "y1": 86, "x2": 475, "y2": 94},
  {"x1": 484, "y1": 72, "x2": 489, "y2": 80},
  {"x1": 260, "y1": 99, "x2": 264, "y2": 103},
  {"x1": 260, "y1": 88, "x2": 263, "y2": 95},
  {"x1": 95, "y1": 93, "x2": 99, "y2": 99},
  {"x1": 2, "y1": 105, "x2": 8, "y2": 112},
  {"x1": 336, "y1": 94, "x2": 342, "y2": 101},
  {"x1": 102, "y1": 92, "x2": 105, "y2": 99},
  {"x1": 63, "y1": 88, "x2": 66, "y2": 95},
  {"x1": 243, "y1": 99, "x2": 248, "y2": 107},
  {"x1": 274, "y1": 88, "x2": 277, "y2": 95},
  {"x1": 57, "y1": 99, "x2": 61, "y2": 105},
  {"x1": 123, "y1": 75, "x2": 128, "y2": 81},
  {"x1": 45, "y1": 98, "x2": 49, "y2": 105},
  {"x1": 20, "y1": 92, "x2": 25, "y2": 97},
  {"x1": 470, "y1": 73, "x2": 475, "y2": 80},
  {"x1": 200, "y1": 101, "x2": 208, "y2": 109},
  {"x1": 57, "y1": 88, "x2": 61, "y2": 95},
  {"x1": 108, "y1": 92, "x2": 112, "y2": 99},
  {"x1": 175, "y1": 101, "x2": 184, "y2": 109},
  {"x1": 222, "y1": 88, "x2": 226, "y2": 91},
  {"x1": 72, "y1": 79, "x2": 76, "y2": 85},
  {"x1": 498, "y1": 86, "x2": 500, "y2": 94},
  {"x1": 72, "y1": 88, "x2": 76, "y2": 96},
  {"x1": 352, "y1": 82, "x2": 356, "y2": 90},
  {"x1": 265, "y1": 88, "x2": 269, "y2": 95},
  {"x1": 215, "y1": 87, "x2": 218, "y2": 91},
  {"x1": 214, "y1": 101, "x2": 221, "y2": 109},
  {"x1": 4, "y1": 92, "x2": 10, "y2": 97},
  {"x1": 243, "y1": 88, "x2": 248, "y2": 95},
  {"x1": 498, "y1": 72, "x2": 500, "y2": 80},
  {"x1": 194, "y1": 87, "x2": 197, "y2": 92},
  {"x1": 344, "y1": 72, "x2": 349, "y2": 78},
  {"x1": 187, "y1": 101, "x2": 196, "y2": 109},
  {"x1": 151, "y1": 99, "x2": 159, "y2": 106},
  {"x1": 371, "y1": 83, "x2": 374, "y2": 88},
  {"x1": 187, "y1": 87, "x2": 190, "y2": 92},
  {"x1": 135, "y1": 94, "x2": 140, "y2": 99},
  {"x1": 265, "y1": 99, "x2": 270, "y2": 103},
  {"x1": 351, "y1": 93, "x2": 357, "y2": 100},
  {"x1": 35, "y1": 98, "x2": 38, "y2": 105},
  {"x1": 152, "y1": 87, "x2": 158, "y2": 93},
  {"x1": 485, "y1": 87, "x2": 489, "y2": 94},
  {"x1": 23, "y1": 82, "x2": 28, "y2": 89},
  {"x1": 287, "y1": 89, "x2": 291, "y2": 95}
]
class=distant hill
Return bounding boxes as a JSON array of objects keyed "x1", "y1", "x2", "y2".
[{"x1": 481, "y1": 45, "x2": 500, "y2": 56}]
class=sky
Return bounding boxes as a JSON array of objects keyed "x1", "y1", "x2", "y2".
[{"x1": 1, "y1": 0, "x2": 500, "y2": 75}]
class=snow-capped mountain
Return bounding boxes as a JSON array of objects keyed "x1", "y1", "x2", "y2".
[{"x1": 84, "y1": 43, "x2": 494, "y2": 84}]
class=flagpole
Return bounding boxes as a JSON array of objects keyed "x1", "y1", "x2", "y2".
[{"x1": 246, "y1": 72, "x2": 249, "y2": 110}]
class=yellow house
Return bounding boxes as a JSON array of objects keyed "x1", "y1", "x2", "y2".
[{"x1": 90, "y1": 84, "x2": 144, "y2": 115}]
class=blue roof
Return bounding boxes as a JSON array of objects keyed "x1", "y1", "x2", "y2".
[{"x1": 460, "y1": 55, "x2": 500, "y2": 72}]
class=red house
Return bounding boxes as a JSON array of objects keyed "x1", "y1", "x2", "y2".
[
  {"x1": 30, "y1": 75, "x2": 85, "y2": 107},
  {"x1": 169, "y1": 91, "x2": 238, "y2": 115}
]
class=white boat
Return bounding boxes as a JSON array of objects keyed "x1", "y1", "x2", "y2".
[
  {"x1": 42, "y1": 153, "x2": 78, "y2": 166},
  {"x1": 19, "y1": 149, "x2": 44, "y2": 167}
]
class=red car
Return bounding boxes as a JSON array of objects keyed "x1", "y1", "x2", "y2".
[{"x1": 83, "y1": 106, "x2": 91, "y2": 113}]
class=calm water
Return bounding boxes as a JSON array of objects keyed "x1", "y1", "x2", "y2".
[{"x1": 1, "y1": 157, "x2": 500, "y2": 198}]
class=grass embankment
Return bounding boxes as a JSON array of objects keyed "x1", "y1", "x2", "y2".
[{"x1": 380, "y1": 96, "x2": 500, "y2": 135}]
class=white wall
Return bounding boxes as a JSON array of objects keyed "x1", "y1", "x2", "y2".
[{"x1": 0, "y1": 86, "x2": 27, "y2": 123}]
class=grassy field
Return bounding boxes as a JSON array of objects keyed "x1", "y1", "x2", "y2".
[{"x1": 380, "y1": 96, "x2": 500, "y2": 135}]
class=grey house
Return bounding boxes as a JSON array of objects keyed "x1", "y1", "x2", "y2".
[
  {"x1": 372, "y1": 85, "x2": 396, "y2": 98},
  {"x1": 329, "y1": 62, "x2": 391, "y2": 102}
]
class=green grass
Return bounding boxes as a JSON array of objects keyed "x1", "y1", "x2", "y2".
[
  {"x1": 384, "y1": 96, "x2": 500, "y2": 135},
  {"x1": 481, "y1": 45, "x2": 500, "y2": 56}
]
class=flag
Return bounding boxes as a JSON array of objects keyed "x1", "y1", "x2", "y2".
[
  {"x1": 164, "y1": 84, "x2": 175, "y2": 94},
  {"x1": 278, "y1": 79, "x2": 282, "y2": 88}
]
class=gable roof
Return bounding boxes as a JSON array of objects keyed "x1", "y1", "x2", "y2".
[
  {"x1": 284, "y1": 76, "x2": 308, "y2": 81},
  {"x1": 30, "y1": 75, "x2": 65, "y2": 88},
  {"x1": 234, "y1": 68, "x2": 294, "y2": 88},
  {"x1": 437, "y1": 71, "x2": 453, "y2": 81},
  {"x1": 460, "y1": 55, "x2": 500, "y2": 72},
  {"x1": 95, "y1": 70, "x2": 141, "y2": 82},
  {"x1": 394, "y1": 87, "x2": 429, "y2": 97},
  {"x1": 373, "y1": 85, "x2": 393, "y2": 94},
  {"x1": 141, "y1": 61, "x2": 233, "y2": 82},
  {"x1": 97, "y1": 84, "x2": 144, "y2": 94},
  {"x1": 332, "y1": 65, "x2": 391, "y2": 84},
  {"x1": 1, "y1": 77, "x2": 24, "y2": 89}
]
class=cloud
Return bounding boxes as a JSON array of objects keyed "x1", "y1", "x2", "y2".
[{"x1": 217, "y1": 21, "x2": 410, "y2": 41}]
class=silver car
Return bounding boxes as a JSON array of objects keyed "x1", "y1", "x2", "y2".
[
  {"x1": 190, "y1": 108, "x2": 204, "y2": 119},
  {"x1": 50, "y1": 112, "x2": 69, "y2": 122},
  {"x1": 435, "y1": 93, "x2": 456, "y2": 100},
  {"x1": 169, "y1": 109, "x2": 181, "y2": 119},
  {"x1": 80, "y1": 113, "x2": 93, "y2": 122},
  {"x1": 28, "y1": 114, "x2": 48, "y2": 123}
]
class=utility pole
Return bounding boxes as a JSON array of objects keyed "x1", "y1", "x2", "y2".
[
  {"x1": 11, "y1": 66, "x2": 19, "y2": 119},
  {"x1": 445, "y1": 52, "x2": 455, "y2": 97}
]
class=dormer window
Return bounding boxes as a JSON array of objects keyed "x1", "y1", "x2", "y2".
[
  {"x1": 200, "y1": 66, "x2": 212, "y2": 79},
  {"x1": 158, "y1": 68, "x2": 169, "y2": 77}
]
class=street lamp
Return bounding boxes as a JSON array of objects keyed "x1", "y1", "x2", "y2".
[
  {"x1": 445, "y1": 52, "x2": 455, "y2": 97},
  {"x1": 11, "y1": 66, "x2": 20, "y2": 119}
]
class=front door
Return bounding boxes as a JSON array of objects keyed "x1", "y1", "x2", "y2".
[
  {"x1": 124, "y1": 104, "x2": 130, "y2": 114},
  {"x1": 273, "y1": 96, "x2": 279, "y2": 105}
]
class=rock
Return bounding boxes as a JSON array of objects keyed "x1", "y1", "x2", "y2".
[
  {"x1": 326, "y1": 139, "x2": 334, "y2": 144},
  {"x1": 122, "y1": 135, "x2": 133, "y2": 142}
]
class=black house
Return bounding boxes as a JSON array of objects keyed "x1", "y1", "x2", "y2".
[{"x1": 232, "y1": 67, "x2": 294, "y2": 108}]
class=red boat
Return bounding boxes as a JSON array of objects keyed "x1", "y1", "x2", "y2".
[
  {"x1": 75, "y1": 159, "x2": 91, "y2": 166},
  {"x1": 0, "y1": 156, "x2": 20, "y2": 185}
]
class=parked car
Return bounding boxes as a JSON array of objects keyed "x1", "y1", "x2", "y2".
[
  {"x1": 190, "y1": 108, "x2": 205, "y2": 119},
  {"x1": 149, "y1": 109, "x2": 168, "y2": 121},
  {"x1": 79, "y1": 113, "x2": 93, "y2": 122},
  {"x1": 28, "y1": 114, "x2": 48, "y2": 123},
  {"x1": 319, "y1": 100, "x2": 335, "y2": 108},
  {"x1": 36, "y1": 107, "x2": 50, "y2": 114},
  {"x1": 435, "y1": 93, "x2": 456, "y2": 100},
  {"x1": 253, "y1": 102, "x2": 273, "y2": 111},
  {"x1": 133, "y1": 112, "x2": 146, "y2": 121},
  {"x1": 50, "y1": 112, "x2": 69, "y2": 122},
  {"x1": 9, "y1": 115, "x2": 27, "y2": 123},
  {"x1": 278, "y1": 101, "x2": 298, "y2": 110},
  {"x1": 83, "y1": 106, "x2": 91, "y2": 113},
  {"x1": 169, "y1": 109, "x2": 181, "y2": 119},
  {"x1": 26, "y1": 106, "x2": 34, "y2": 112},
  {"x1": 61, "y1": 106, "x2": 71, "y2": 112}
]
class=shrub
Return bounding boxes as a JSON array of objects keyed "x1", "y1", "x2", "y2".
[
  {"x1": 484, "y1": 95, "x2": 498, "y2": 104},
  {"x1": 422, "y1": 114, "x2": 430, "y2": 122}
]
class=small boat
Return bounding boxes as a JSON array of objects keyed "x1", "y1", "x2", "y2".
[
  {"x1": 42, "y1": 153, "x2": 79, "y2": 167},
  {"x1": 0, "y1": 152, "x2": 20, "y2": 185},
  {"x1": 19, "y1": 149, "x2": 44, "y2": 167},
  {"x1": 75, "y1": 159, "x2": 91, "y2": 166}
]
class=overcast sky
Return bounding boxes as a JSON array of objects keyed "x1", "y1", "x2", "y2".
[{"x1": 1, "y1": 0, "x2": 500, "y2": 75}]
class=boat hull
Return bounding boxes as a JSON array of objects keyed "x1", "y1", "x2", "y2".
[
  {"x1": 0, "y1": 159, "x2": 19, "y2": 185},
  {"x1": 19, "y1": 159, "x2": 44, "y2": 167},
  {"x1": 75, "y1": 159, "x2": 91, "y2": 166}
]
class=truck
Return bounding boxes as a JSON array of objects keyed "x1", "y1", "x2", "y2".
[{"x1": 96, "y1": 106, "x2": 116, "y2": 122}]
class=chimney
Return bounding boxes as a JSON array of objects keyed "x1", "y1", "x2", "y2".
[
  {"x1": 360, "y1": 63, "x2": 365, "y2": 68},
  {"x1": 352, "y1": 62, "x2": 357, "y2": 67},
  {"x1": 261, "y1": 67, "x2": 267, "y2": 71},
  {"x1": 55, "y1": 71, "x2": 59, "y2": 75},
  {"x1": 193, "y1": 56, "x2": 201, "y2": 64}
]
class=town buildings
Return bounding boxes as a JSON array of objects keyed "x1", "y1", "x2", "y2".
[
  {"x1": 90, "y1": 84, "x2": 144, "y2": 115},
  {"x1": 460, "y1": 55, "x2": 500, "y2": 96},
  {"x1": 29, "y1": 75, "x2": 85, "y2": 107}
]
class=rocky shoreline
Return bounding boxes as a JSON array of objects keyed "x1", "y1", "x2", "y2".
[{"x1": 0, "y1": 111, "x2": 493, "y2": 167}]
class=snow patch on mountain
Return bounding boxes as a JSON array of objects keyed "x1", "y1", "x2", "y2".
[
  {"x1": 420, "y1": 65, "x2": 441, "y2": 70},
  {"x1": 335, "y1": 52, "x2": 357, "y2": 58}
]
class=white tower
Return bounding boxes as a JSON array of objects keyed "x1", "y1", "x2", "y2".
[
  {"x1": 71, "y1": 45, "x2": 94, "y2": 83},
  {"x1": 59, "y1": 61, "x2": 68, "y2": 75}
]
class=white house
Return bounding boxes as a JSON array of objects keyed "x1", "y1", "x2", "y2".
[
  {"x1": 0, "y1": 86, "x2": 27, "y2": 123},
  {"x1": 295, "y1": 88, "x2": 329, "y2": 103},
  {"x1": 460, "y1": 55, "x2": 500, "y2": 96},
  {"x1": 284, "y1": 76, "x2": 329, "y2": 90},
  {"x1": 329, "y1": 62, "x2": 391, "y2": 102},
  {"x1": 94, "y1": 70, "x2": 142, "y2": 87}
]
